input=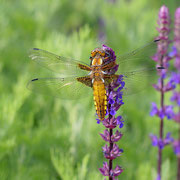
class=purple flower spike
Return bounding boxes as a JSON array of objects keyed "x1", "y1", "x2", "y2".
[
  {"x1": 169, "y1": 9, "x2": 180, "y2": 180},
  {"x1": 156, "y1": 5, "x2": 170, "y2": 56},
  {"x1": 150, "y1": 6, "x2": 172, "y2": 178},
  {"x1": 98, "y1": 45, "x2": 125, "y2": 179}
]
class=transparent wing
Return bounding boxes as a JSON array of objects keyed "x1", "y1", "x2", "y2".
[
  {"x1": 116, "y1": 39, "x2": 159, "y2": 73},
  {"x1": 27, "y1": 77, "x2": 93, "y2": 99},
  {"x1": 114, "y1": 39, "x2": 163, "y2": 95},
  {"x1": 29, "y1": 48, "x2": 91, "y2": 77},
  {"x1": 120, "y1": 68, "x2": 160, "y2": 96}
]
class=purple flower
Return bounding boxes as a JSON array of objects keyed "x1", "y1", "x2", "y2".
[
  {"x1": 164, "y1": 132, "x2": 174, "y2": 145},
  {"x1": 100, "y1": 129, "x2": 110, "y2": 142},
  {"x1": 110, "y1": 108, "x2": 116, "y2": 116},
  {"x1": 110, "y1": 165, "x2": 123, "y2": 176},
  {"x1": 174, "y1": 8, "x2": 180, "y2": 54},
  {"x1": 172, "y1": 140, "x2": 180, "y2": 157},
  {"x1": 170, "y1": 8, "x2": 180, "y2": 71},
  {"x1": 157, "y1": 5, "x2": 171, "y2": 55},
  {"x1": 170, "y1": 72, "x2": 180, "y2": 84},
  {"x1": 109, "y1": 98, "x2": 115, "y2": 105},
  {"x1": 168, "y1": 7, "x2": 180, "y2": 161},
  {"x1": 102, "y1": 144, "x2": 123, "y2": 160},
  {"x1": 169, "y1": 46, "x2": 178, "y2": 57},
  {"x1": 116, "y1": 116, "x2": 124, "y2": 128},
  {"x1": 99, "y1": 162, "x2": 109, "y2": 176},
  {"x1": 100, "y1": 129, "x2": 123, "y2": 143},
  {"x1": 153, "y1": 79, "x2": 176, "y2": 92},
  {"x1": 164, "y1": 105, "x2": 174, "y2": 119},
  {"x1": 152, "y1": 5, "x2": 171, "y2": 80},
  {"x1": 103, "y1": 116, "x2": 119, "y2": 129},
  {"x1": 156, "y1": 174, "x2": 161, "y2": 180},
  {"x1": 172, "y1": 112, "x2": 180, "y2": 123},
  {"x1": 99, "y1": 162, "x2": 123, "y2": 177},
  {"x1": 150, "y1": 102, "x2": 159, "y2": 116},
  {"x1": 150, "y1": 103, "x2": 174, "y2": 120},
  {"x1": 150, "y1": 8, "x2": 172, "y2": 180},
  {"x1": 150, "y1": 132, "x2": 173, "y2": 149},
  {"x1": 102, "y1": 44, "x2": 116, "y2": 63},
  {"x1": 149, "y1": 134, "x2": 159, "y2": 147},
  {"x1": 96, "y1": 118, "x2": 101, "y2": 124},
  {"x1": 111, "y1": 130, "x2": 123, "y2": 142}
]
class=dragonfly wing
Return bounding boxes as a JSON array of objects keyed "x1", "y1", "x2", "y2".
[
  {"x1": 121, "y1": 68, "x2": 159, "y2": 95},
  {"x1": 29, "y1": 48, "x2": 91, "y2": 77},
  {"x1": 116, "y1": 39, "x2": 161, "y2": 73},
  {"x1": 103, "y1": 67, "x2": 160, "y2": 95},
  {"x1": 27, "y1": 76, "x2": 93, "y2": 99}
]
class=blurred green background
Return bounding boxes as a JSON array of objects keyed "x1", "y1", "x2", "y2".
[{"x1": 0, "y1": 0, "x2": 179, "y2": 179}]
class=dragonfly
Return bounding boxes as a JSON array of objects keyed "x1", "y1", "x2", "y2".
[{"x1": 27, "y1": 39, "x2": 164, "y2": 121}]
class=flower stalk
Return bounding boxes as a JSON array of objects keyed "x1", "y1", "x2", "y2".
[
  {"x1": 150, "y1": 5, "x2": 173, "y2": 179},
  {"x1": 98, "y1": 45, "x2": 124, "y2": 179},
  {"x1": 169, "y1": 7, "x2": 180, "y2": 180}
]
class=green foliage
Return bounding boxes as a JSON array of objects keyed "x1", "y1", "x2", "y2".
[
  {"x1": 0, "y1": 0, "x2": 178, "y2": 179},
  {"x1": 50, "y1": 150, "x2": 95, "y2": 180}
]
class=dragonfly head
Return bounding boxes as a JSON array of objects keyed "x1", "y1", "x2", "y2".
[{"x1": 90, "y1": 48, "x2": 106, "y2": 66}]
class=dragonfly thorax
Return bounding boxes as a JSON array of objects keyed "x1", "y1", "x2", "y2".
[
  {"x1": 90, "y1": 66, "x2": 105, "y2": 84},
  {"x1": 92, "y1": 57, "x2": 103, "y2": 66}
]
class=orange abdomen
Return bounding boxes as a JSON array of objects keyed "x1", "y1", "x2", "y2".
[{"x1": 93, "y1": 80, "x2": 107, "y2": 121}]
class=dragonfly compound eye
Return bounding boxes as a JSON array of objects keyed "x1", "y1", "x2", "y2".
[{"x1": 91, "y1": 51, "x2": 96, "y2": 57}]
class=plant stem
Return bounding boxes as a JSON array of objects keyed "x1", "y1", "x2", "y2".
[
  {"x1": 108, "y1": 85, "x2": 113, "y2": 180},
  {"x1": 109, "y1": 128, "x2": 113, "y2": 180},
  {"x1": 158, "y1": 55, "x2": 165, "y2": 177},
  {"x1": 177, "y1": 124, "x2": 180, "y2": 180}
]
